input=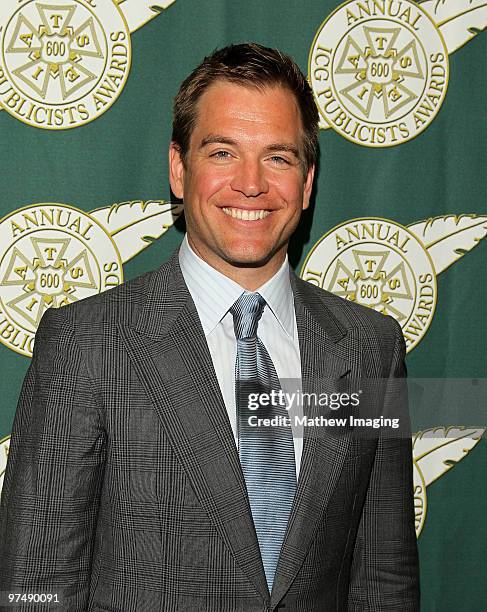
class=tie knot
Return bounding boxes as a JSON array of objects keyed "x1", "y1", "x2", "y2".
[{"x1": 230, "y1": 292, "x2": 266, "y2": 340}]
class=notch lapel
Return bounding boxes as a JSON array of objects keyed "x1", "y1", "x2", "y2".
[
  {"x1": 118, "y1": 253, "x2": 269, "y2": 602},
  {"x1": 270, "y1": 274, "x2": 359, "y2": 608}
]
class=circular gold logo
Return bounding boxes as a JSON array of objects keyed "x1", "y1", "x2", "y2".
[
  {"x1": 309, "y1": 0, "x2": 449, "y2": 146},
  {"x1": 0, "y1": 203, "x2": 123, "y2": 357},
  {"x1": 0, "y1": 0, "x2": 131, "y2": 129},
  {"x1": 0, "y1": 435, "x2": 10, "y2": 496},
  {"x1": 413, "y1": 458, "x2": 427, "y2": 537},
  {"x1": 301, "y1": 218, "x2": 437, "y2": 351}
]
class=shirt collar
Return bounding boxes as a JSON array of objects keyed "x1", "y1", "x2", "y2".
[{"x1": 178, "y1": 234, "x2": 294, "y2": 338}]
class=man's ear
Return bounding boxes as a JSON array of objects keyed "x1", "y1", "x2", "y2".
[
  {"x1": 169, "y1": 142, "x2": 185, "y2": 199},
  {"x1": 302, "y1": 164, "x2": 315, "y2": 211}
]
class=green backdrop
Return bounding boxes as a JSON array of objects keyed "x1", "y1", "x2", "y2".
[{"x1": 0, "y1": 1, "x2": 486, "y2": 609}]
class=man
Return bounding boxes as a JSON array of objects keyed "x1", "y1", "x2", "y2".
[{"x1": 0, "y1": 44, "x2": 419, "y2": 611}]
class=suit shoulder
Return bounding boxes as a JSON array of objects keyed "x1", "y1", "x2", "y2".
[
  {"x1": 296, "y1": 275, "x2": 395, "y2": 325},
  {"x1": 295, "y1": 275, "x2": 400, "y2": 341},
  {"x1": 36, "y1": 255, "x2": 174, "y2": 340}
]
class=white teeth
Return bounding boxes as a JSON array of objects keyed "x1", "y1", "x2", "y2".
[{"x1": 222, "y1": 207, "x2": 271, "y2": 221}]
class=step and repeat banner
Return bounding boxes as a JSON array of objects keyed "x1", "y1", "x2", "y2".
[{"x1": 0, "y1": 0, "x2": 486, "y2": 609}]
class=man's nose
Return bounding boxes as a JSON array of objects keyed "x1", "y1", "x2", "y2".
[{"x1": 230, "y1": 158, "x2": 269, "y2": 197}]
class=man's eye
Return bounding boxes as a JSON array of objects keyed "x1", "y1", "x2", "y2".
[
  {"x1": 269, "y1": 155, "x2": 290, "y2": 165},
  {"x1": 210, "y1": 150, "x2": 231, "y2": 159}
]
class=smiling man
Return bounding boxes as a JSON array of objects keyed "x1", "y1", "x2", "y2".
[
  {"x1": 169, "y1": 78, "x2": 314, "y2": 289},
  {"x1": 0, "y1": 44, "x2": 419, "y2": 611}
]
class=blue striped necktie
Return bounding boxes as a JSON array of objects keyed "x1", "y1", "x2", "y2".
[{"x1": 230, "y1": 292, "x2": 297, "y2": 590}]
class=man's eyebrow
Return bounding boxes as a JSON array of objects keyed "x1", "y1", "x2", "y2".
[
  {"x1": 199, "y1": 136, "x2": 301, "y2": 160},
  {"x1": 199, "y1": 135, "x2": 238, "y2": 149},
  {"x1": 265, "y1": 143, "x2": 301, "y2": 159}
]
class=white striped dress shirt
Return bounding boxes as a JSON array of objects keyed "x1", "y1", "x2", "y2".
[{"x1": 179, "y1": 234, "x2": 303, "y2": 479}]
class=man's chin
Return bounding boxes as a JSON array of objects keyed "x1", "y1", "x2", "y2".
[{"x1": 221, "y1": 246, "x2": 282, "y2": 269}]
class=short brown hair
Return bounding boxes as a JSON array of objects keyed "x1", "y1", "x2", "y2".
[{"x1": 172, "y1": 43, "x2": 319, "y2": 174}]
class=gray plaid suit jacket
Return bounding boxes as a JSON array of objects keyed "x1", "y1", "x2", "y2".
[{"x1": 0, "y1": 249, "x2": 419, "y2": 611}]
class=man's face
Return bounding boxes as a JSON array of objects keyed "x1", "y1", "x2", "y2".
[{"x1": 169, "y1": 81, "x2": 314, "y2": 280}]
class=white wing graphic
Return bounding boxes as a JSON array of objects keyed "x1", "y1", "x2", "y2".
[
  {"x1": 413, "y1": 426, "x2": 485, "y2": 486},
  {"x1": 119, "y1": 0, "x2": 178, "y2": 34},
  {"x1": 408, "y1": 214, "x2": 487, "y2": 274},
  {"x1": 420, "y1": 0, "x2": 487, "y2": 54},
  {"x1": 90, "y1": 199, "x2": 183, "y2": 263}
]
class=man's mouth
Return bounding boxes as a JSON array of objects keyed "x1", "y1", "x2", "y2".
[{"x1": 221, "y1": 207, "x2": 271, "y2": 221}]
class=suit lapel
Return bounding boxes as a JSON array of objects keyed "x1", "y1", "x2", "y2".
[
  {"x1": 270, "y1": 274, "x2": 358, "y2": 608},
  {"x1": 118, "y1": 252, "x2": 269, "y2": 602}
]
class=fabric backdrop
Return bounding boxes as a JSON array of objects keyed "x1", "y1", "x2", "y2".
[{"x1": 0, "y1": 1, "x2": 485, "y2": 609}]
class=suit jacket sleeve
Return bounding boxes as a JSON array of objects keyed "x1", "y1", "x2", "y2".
[
  {"x1": 347, "y1": 317, "x2": 420, "y2": 611},
  {"x1": 0, "y1": 306, "x2": 106, "y2": 611}
]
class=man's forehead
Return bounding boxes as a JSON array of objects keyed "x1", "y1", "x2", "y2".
[
  {"x1": 195, "y1": 79, "x2": 299, "y2": 111},
  {"x1": 190, "y1": 80, "x2": 304, "y2": 145}
]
